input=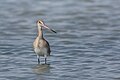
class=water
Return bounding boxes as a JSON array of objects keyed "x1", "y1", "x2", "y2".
[{"x1": 0, "y1": 0, "x2": 120, "y2": 80}]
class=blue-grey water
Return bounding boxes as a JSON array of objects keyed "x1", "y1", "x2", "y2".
[{"x1": 0, "y1": 0, "x2": 120, "y2": 80}]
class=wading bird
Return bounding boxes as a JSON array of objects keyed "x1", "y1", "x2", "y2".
[{"x1": 33, "y1": 20, "x2": 56, "y2": 64}]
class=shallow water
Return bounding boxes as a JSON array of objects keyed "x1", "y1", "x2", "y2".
[{"x1": 0, "y1": 0, "x2": 120, "y2": 80}]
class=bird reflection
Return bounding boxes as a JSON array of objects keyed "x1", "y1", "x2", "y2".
[{"x1": 32, "y1": 64, "x2": 50, "y2": 74}]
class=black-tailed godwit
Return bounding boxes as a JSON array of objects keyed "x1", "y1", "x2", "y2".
[{"x1": 33, "y1": 20, "x2": 56, "y2": 64}]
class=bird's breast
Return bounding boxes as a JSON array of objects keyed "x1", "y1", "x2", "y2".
[{"x1": 34, "y1": 47, "x2": 48, "y2": 56}]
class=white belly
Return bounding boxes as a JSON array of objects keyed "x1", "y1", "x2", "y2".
[{"x1": 34, "y1": 48, "x2": 47, "y2": 56}]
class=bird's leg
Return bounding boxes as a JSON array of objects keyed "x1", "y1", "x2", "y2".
[
  {"x1": 38, "y1": 58, "x2": 40, "y2": 64},
  {"x1": 37, "y1": 55, "x2": 40, "y2": 64},
  {"x1": 44, "y1": 55, "x2": 47, "y2": 64},
  {"x1": 45, "y1": 58, "x2": 47, "y2": 64}
]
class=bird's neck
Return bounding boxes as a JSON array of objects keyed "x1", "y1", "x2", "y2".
[{"x1": 38, "y1": 26, "x2": 43, "y2": 39}]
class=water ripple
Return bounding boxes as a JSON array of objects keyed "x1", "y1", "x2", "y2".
[{"x1": 0, "y1": 0, "x2": 120, "y2": 80}]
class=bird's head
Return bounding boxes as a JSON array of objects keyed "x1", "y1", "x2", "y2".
[{"x1": 37, "y1": 20, "x2": 57, "y2": 33}]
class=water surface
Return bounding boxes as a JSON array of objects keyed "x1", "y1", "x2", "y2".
[{"x1": 0, "y1": 0, "x2": 120, "y2": 80}]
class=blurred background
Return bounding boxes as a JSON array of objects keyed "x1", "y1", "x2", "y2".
[{"x1": 0, "y1": 0, "x2": 120, "y2": 80}]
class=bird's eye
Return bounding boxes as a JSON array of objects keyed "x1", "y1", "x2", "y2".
[{"x1": 39, "y1": 21, "x2": 43, "y2": 24}]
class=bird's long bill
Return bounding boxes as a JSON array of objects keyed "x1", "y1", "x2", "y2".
[{"x1": 42, "y1": 24, "x2": 57, "y2": 33}]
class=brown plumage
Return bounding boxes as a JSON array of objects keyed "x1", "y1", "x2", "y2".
[{"x1": 33, "y1": 20, "x2": 56, "y2": 64}]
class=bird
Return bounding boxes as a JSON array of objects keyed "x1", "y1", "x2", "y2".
[{"x1": 33, "y1": 20, "x2": 56, "y2": 64}]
